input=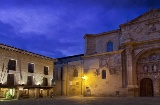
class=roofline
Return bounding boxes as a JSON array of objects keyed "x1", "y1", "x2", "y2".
[
  {"x1": 84, "y1": 29, "x2": 119, "y2": 38},
  {"x1": 95, "y1": 29, "x2": 119, "y2": 36},
  {"x1": 120, "y1": 9, "x2": 160, "y2": 27},
  {"x1": 0, "y1": 43, "x2": 55, "y2": 61},
  {"x1": 56, "y1": 54, "x2": 84, "y2": 60}
]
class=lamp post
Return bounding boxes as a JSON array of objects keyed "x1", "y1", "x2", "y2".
[{"x1": 82, "y1": 76, "x2": 86, "y2": 96}]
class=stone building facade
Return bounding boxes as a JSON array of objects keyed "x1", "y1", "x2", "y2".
[
  {"x1": 54, "y1": 54, "x2": 84, "y2": 96},
  {"x1": 0, "y1": 43, "x2": 54, "y2": 99},
  {"x1": 83, "y1": 9, "x2": 160, "y2": 97}
]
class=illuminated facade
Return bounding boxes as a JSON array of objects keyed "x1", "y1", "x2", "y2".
[
  {"x1": 54, "y1": 54, "x2": 84, "y2": 96},
  {"x1": 0, "y1": 43, "x2": 54, "y2": 99},
  {"x1": 83, "y1": 9, "x2": 160, "y2": 97},
  {"x1": 55, "y1": 9, "x2": 160, "y2": 97}
]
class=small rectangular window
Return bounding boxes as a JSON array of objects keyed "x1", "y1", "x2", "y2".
[
  {"x1": 73, "y1": 69, "x2": 78, "y2": 77},
  {"x1": 44, "y1": 66, "x2": 49, "y2": 75},
  {"x1": 8, "y1": 59, "x2": 16, "y2": 71},
  {"x1": 102, "y1": 70, "x2": 106, "y2": 79},
  {"x1": 28, "y1": 63, "x2": 34, "y2": 73}
]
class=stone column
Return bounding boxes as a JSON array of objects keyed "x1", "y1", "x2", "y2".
[
  {"x1": 126, "y1": 45, "x2": 135, "y2": 96},
  {"x1": 153, "y1": 80, "x2": 159, "y2": 96},
  {"x1": 62, "y1": 65, "x2": 67, "y2": 96}
]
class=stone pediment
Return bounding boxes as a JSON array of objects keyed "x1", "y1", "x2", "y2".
[{"x1": 121, "y1": 9, "x2": 160, "y2": 26}]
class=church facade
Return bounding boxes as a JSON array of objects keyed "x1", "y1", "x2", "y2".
[
  {"x1": 54, "y1": 9, "x2": 160, "y2": 97},
  {"x1": 83, "y1": 9, "x2": 160, "y2": 97}
]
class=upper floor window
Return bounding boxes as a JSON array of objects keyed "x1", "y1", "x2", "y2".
[
  {"x1": 8, "y1": 59, "x2": 16, "y2": 71},
  {"x1": 107, "y1": 41, "x2": 113, "y2": 52},
  {"x1": 28, "y1": 63, "x2": 34, "y2": 73},
  {"x1": 73, "y1": 69, "x2": 78, "y2": 77},
  {"x1": 102, "y1": 70, "x2": 106, "y2": 79},
  {"x1": 44, "y1": 66, "x2": 49, "y2": 75}
]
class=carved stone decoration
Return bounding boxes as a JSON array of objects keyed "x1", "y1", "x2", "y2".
[
  {"x1": 142, "y1": 58, "x2": 147, "y2": 62},
  {"x1": 109, "y1": 67, "x2": 116, "y2": 75},
  {"x1": 149, "y1": 11, "x2": 159, "y2": 18},
  {"x1": 152, "y1": 64, "x2": 158, "y2": 72},
  {"x1": 133, "y1": 25, "x2": 144, "y2": 34},
  {"x1": 99, "y1": 57, "x2": 108, "y2": 68},
  {"x1": 126, "y1": 46, "x2": 134, "y2": 55},
  {"x1": 94, "y1": 69, "x2": 100, "y2": 76},
  {"x1": 153, "y1": 75, "x2": 159, "y2": 80},
  {"x1": 149, "y1": 54, "x2": 157, "y2": 61},
  {"x1": 149, "y1": 24, "x2": 157, "y2": 32},
  {"x1": 143, "y1": 65, "x2": 148, "y2": 72}
]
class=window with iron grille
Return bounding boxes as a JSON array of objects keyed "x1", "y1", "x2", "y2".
[
  {"x1": 44, "y1": 66, "x2": 49, "y2": 75},
  {"x1": 8, "y1": 59, "x2": 16, "y2": 71},
  {"x1": 28, "y1": 63, "x2": 34, "y2": 73}
]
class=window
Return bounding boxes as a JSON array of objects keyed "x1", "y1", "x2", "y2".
[
  {"x1": 28, "y1": 63, "x2": 34, "y2": 73},
  {"x1": 27, "y1": 76, "x2": 33, "y2": 86},
  {"x1": 107, "y1": 41, "x2": 113, "y2": 52},
  {"x1": 102, "y1": 70, "x2": 106, "y2": 79},
  {"x1": 7, "y1": 74, "x2": 14, "y2": 85},
  {"x1": 8, "y1": 59, "x2": 16, "y2": 71},
  {"x1": 44, "y1": 66, "x2": 49, "y2": 75},
  {"x1": 43, "y1": 77, "x2": 48, "y2": 86},
  {"x1": 73, "y1": 69, "x2": 78, "y2": 77}
]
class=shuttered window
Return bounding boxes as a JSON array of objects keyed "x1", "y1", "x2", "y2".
[
  {"x1": 44, "y1": 66, "x2": 49, "y2": 75},
  {"x1": 28, "y1": 63, "x2": 34, "y2": 73},
  {"x1": 8, "y1": 59, "x2": 16, "y2": 71}
]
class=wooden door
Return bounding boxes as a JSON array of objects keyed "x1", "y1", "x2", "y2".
[
  {"x1": 140, "y1": 78, "x2": 153, "y2": 97},
  {"x1": 7, "y1": 74, "x2": 14, "y2": 85}
]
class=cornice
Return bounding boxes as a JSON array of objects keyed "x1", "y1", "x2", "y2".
[
  {"x1": 83, "y1": 50, "x2": 124, "y2": 59},
  {"x1": 83, "y1": 29, "x2": 120, "y2": 39},
  {"x1": 94, "y1": 29, "x2": 120, "y2": 37},
  {"x1": 0, "y1": 43, "x2": 55, "y2": 61},
  {"x1": 120, "y1": 9, "x2": 160, "y2": 27},
  {"x1": 121, "y1": 38, "x2": 160, "y2": 48}
]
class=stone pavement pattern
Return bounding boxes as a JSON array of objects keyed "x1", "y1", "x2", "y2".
[{"x1": 0, "y1": 96, "x2": 160, "y2": 105}]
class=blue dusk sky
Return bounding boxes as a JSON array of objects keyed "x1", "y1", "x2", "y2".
[{"x1": 0, "y1": 0, "x2": 160, "y2": 58}]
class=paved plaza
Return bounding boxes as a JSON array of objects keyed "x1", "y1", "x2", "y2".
[{"x1": 0, "y1": 96, "x2": 160, "y2": 105}]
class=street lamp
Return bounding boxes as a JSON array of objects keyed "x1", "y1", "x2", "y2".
[
  {"x1": 82, "y1": 76, "x2": 86, "y2": 80},
  {"x1": 82, "y1": 76, "x2": 87, "y2": 96}
]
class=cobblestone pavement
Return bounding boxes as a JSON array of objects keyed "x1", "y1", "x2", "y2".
[{"x1": 0, "y1": 96, "x2": 160, "y2": 105}]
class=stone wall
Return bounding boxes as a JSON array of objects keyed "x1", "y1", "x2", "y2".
[
  {"x1": 83, "y1": 50, "x2": 127, "y2": 96},
  {"x1": 0, "y1": 47, "x2": 54, "y2": 86}
]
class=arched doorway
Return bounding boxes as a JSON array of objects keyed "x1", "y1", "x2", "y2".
[{"x1": 140, "y1": 78, "x2": 153, "y2": 97}]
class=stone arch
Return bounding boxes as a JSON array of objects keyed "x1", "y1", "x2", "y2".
[
  {"x1": 134, "y1": 48, "x2": 160, "y2": 63},
  {"x1": 136, "y1": 48, "x2": 160, "y2": 96}
]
